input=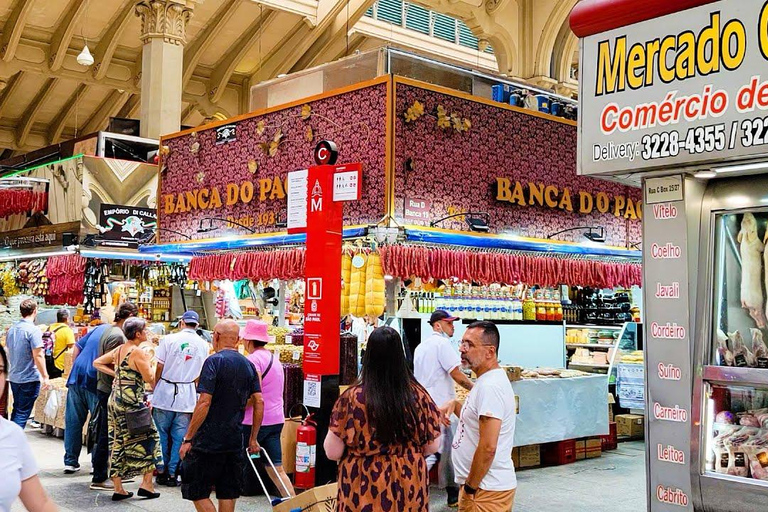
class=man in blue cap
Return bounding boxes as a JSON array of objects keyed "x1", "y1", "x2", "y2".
[{"x1": 152, "y1": 310, "x2": 209, "y2": 487}]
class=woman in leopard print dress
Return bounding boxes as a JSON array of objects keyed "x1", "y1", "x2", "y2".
[{"x1": 325, "y1": 326, "x2": 442, "y2": 511}]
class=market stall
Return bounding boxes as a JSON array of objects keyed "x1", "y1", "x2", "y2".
[{"x1": 146, "y1": 49, "x2": 645, "y2": 481}]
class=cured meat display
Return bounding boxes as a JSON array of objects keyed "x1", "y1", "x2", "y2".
[
  {"x1": 45, "y1": 254, "x2": 86, "y2": 306},
  {"x1": 711, "y1": 422, "x2": 768, "y2": 480},
  {"x1": 378, "y1": 245, "x2": 641, "y2": 288},
  {"x1": 188, "y1": 248, "x2": 305, "y2": 282},
  {"x1": 0, "y1": 184, "x2": 48, "y2": 218}
]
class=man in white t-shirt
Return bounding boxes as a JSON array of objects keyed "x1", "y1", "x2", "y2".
[
  {"x1": 152, "y1": 311, "x2": 209, "y2": 487},
  {"x1": 414, "y1": 310, "x2": 473, "y2": 507},
  {"x1": 444, "y1": 320, "x2": 516, "y2": 512}
]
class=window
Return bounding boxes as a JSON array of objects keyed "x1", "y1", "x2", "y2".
[
  {"x1": 405, "y1": 3, "x2": 430, "y2": 35},
  {"x1": 376, "y1": 0, "x2": 403, "y2": 26}
]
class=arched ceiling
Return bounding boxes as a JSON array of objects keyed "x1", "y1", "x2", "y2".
[{"x1": 0, "y1": 0, "x2": 578, "y2": 156}]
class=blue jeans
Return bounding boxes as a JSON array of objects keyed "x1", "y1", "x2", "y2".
[
  {"x1": 64, "y1": 385, "x2": 99, "y2": 467},
  {"x1": 10, "y1": 381, "x2": 40, "y2": 429},
  {"x1": 153, "y1": 408, "x2": 191, "y2": 477}
]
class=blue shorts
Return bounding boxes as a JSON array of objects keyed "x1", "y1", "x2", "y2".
[{"x1": 241, "y1": 423, "x2": 283, "y2": 466}]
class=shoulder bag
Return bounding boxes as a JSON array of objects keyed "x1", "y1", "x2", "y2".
[{"x1": 117, "y1": 346, "x2": 153, "y2": 436}]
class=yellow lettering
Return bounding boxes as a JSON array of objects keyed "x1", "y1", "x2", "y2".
[
  {"x1": 637, "y1": 200, "x2": 643, "y2": 219},
  {"x1": 596, "y1": 36, "x2": 626, "y2": 95},
  {"x1": 528, "y1": 182, "x2": 545, "y2": 206},
  {"x1": 199, "y1": 189, "x2": 210, "y2": 209},
  {"x1": 209, "y1": 187, "x2": 222, "y2": 209},
  {"x1": 544, "y1": 185, "x2": 559, "y2": 208},
  {"x1": 184, "y1": 191, "x2": 198, "y2": 211},
  {"x1": 270, "y1": 176, "x2": 285, "y2": 200},
  {"x1": 241, "y1": 181, "x2": 254, "y2": 204},
  {"x1": 644, "y1": 39, "x2": 660, "y2": 87},
  {"x1": 659, "y1": 36, "x2": 676, "y2": 82},
  {"x1": 510, "y1": 181, "x2": 526, "y2": 206},
  {"x1": 613, "y1": 195, "x2": 626, "y2": 217},
  {"x1": 163, "y1": 195, "x2": 175, "y2": 214},
  {"x1": 559, "y1": 189, "x2": 573, "y2": 212},
  {"x1": 596, "y1": 192, "x2": 610, "y2": 213},
  {"x1": 698, "y1": 13, "x2": 720, "y2": 75},
  {"x1": 674, "y1": 31, "x2": 696, "y2": 79},
  {"x1": 259, "y1": 178, "x2": 272, "y2": 201},
  {"x1": 579, "y1": 192, "x2": 594, "y2": 214},
  {"x1": 496, "y1": 178, "x2": 512, "y2": 201},
  {"x1": 627, "y1": 43, "x2": 646, "y2": 89},
  {"x1": 624, "y1": 198, "x2": 637, "y2": 219},
  {"x1": 761, "y1": 3, "x2": 768, "y2": 62},
  {"x1": 721, "y1": 19, "x2": 746, "y2": 71},
  {"x1": 226, "y1": 184, "x2": 239, "y2": 206},
  {"x1": 174, "y1": 193, "x2": 187, "y2": 214}
]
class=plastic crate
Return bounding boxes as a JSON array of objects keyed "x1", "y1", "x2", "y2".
[
  {"x1": 601, "y1": 422, "x2": 618, "y2": 451},
  {"x1": 541, "y1": 439, "x2": 577, "y2": 466}
]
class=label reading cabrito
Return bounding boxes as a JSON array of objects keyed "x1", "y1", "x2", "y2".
[
  {"x1": 656, "y1": 486, "x2": 689, "y2": 507},
  {"x1": 651, "y1": 322, "x2": 686, "y2": 339},
  {"x1": 657, "y1": 444, "x2": 685, "y2": 465},
  {"x1": 653, "y1": 403, "x2": 688, "y2": 423}
]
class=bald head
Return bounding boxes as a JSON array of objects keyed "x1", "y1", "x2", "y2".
[{"x1": 213, "y1": 319, "x2": 240, "y2": 351}]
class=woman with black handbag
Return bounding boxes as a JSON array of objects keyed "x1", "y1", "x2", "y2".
[{"x1": 93, "y1": 317, "x2": 161, "y2": 501}]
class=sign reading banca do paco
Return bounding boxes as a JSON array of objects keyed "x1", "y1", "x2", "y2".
[{"x1": 579, "y1": 0, "x2": 768, "y2": 175}]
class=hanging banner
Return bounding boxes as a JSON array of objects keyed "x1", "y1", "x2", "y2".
[
  {"x1": 98, "y1": 204, "x2": 157, "y2": 248},
  {"x1": 579, "y1": 0, "x2": 768, "y2": 175}
]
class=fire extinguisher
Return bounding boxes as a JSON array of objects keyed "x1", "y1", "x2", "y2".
[{"x1": 294, "y1": 412, "x2": 317, "y2": 489}]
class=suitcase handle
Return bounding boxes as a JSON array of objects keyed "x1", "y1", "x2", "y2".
[{"x1": 245, "y1": 447, "x2": 293, "y2": 502}]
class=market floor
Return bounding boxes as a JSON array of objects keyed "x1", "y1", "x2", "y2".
[{"x1": 18, "y1": 430, "x2": 646, "y2": 512}]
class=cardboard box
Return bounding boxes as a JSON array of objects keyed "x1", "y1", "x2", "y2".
[
  {"x1": 518, "y1": 445, "x2": 540, "y2": 468},
  {"x1": 575, "y1": 440, "x2": 586, "y2": 460},
  {"x1": 273, "y1": 483, "x2": 338, "y2": 512},
  {"x1": 616, "y1": 414, "x2": 644, "y2": 437},
  {"x1": 608, "y1": 393, "x2": 616, "y2": 422},
  {"x1": 503, "y1": 366, "x2": 522, "y2": 382},
  {"x1": 586, "y1": 438, "x2": 602, "y2": 459}
]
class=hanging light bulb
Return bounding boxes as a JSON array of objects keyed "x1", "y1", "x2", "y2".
[{"x1": 77, "y1": 43, "x2": 94, "y2": 66}]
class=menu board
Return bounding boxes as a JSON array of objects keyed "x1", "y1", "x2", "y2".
[{"x1": 643, "y1": 175, "x2": 693, "y2": 511}]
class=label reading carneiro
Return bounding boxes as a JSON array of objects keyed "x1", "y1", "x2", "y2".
[{"x1": 654, "y1": 403, "x2": 688, "y2": 423}]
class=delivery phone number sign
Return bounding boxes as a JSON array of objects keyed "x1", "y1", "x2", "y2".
[{"x1": 579, "y1": 0, "x2": 768, "y2": 176}]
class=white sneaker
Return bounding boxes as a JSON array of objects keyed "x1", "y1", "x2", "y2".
[
  {"x1": 64, "y1": 465, "x2": 81, "y2": 474},
  {"x1": 90, "y1": 481, "x2": 115, "y2": 491}
]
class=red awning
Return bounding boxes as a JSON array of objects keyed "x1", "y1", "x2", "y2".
[{"x1": 569, "y1": 0, "x2": 718, "y2": 37}]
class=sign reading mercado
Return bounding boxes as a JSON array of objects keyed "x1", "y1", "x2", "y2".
[{"x1": 579, "y1": 0, "x2": 768, "y2": 175}]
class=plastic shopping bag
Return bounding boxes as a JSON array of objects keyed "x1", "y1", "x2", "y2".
[{"x1": 44, "y1": 390, "x2": 59, "y2": 419}]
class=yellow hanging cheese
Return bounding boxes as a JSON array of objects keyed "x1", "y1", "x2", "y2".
[
  {"x1": 349, "y1": 252, "x2": 368, "y2": 317},
  {"x1": 340, "y1": 251, "x2": 352, "y2": 316},
  {"x1": 365, "y1": 251, "x2": 385, "y2": 318}
]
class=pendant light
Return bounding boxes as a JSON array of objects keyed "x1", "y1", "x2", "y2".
[
  {"x1": 76, "y1": 0, "x2": 93, "y2": 67},
  {"x1": 77, "y1": 44, "x2": 93, "y2": 66}
]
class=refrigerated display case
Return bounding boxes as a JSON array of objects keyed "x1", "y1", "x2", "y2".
[{"x1": 692, "y1": 177, "x2": 768, "y2": 511}]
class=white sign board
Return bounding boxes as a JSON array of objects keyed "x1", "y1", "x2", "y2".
[
  {"x1": 579, "y1": 1, "x2": 768, "y2": 175},
  {"x1": 645, "y1": 176, "x2": 684, "y2": 204},
  {"x1": 333, "y1": 169, "x2": 361, "y2": 201},
  {"x1": 287, "y1": 169, "x2": 308, "y2": 232},
  {"x1": 303, "y1": 374, "x2": 321, "y2": 408}
]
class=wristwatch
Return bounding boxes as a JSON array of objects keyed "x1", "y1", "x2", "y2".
[
  {"x1": 463, "y1": 483, "x2": 477, "y2": 495},
  {"x1": 182, "y1": 438, "x2": 193, "y2": 445}
]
